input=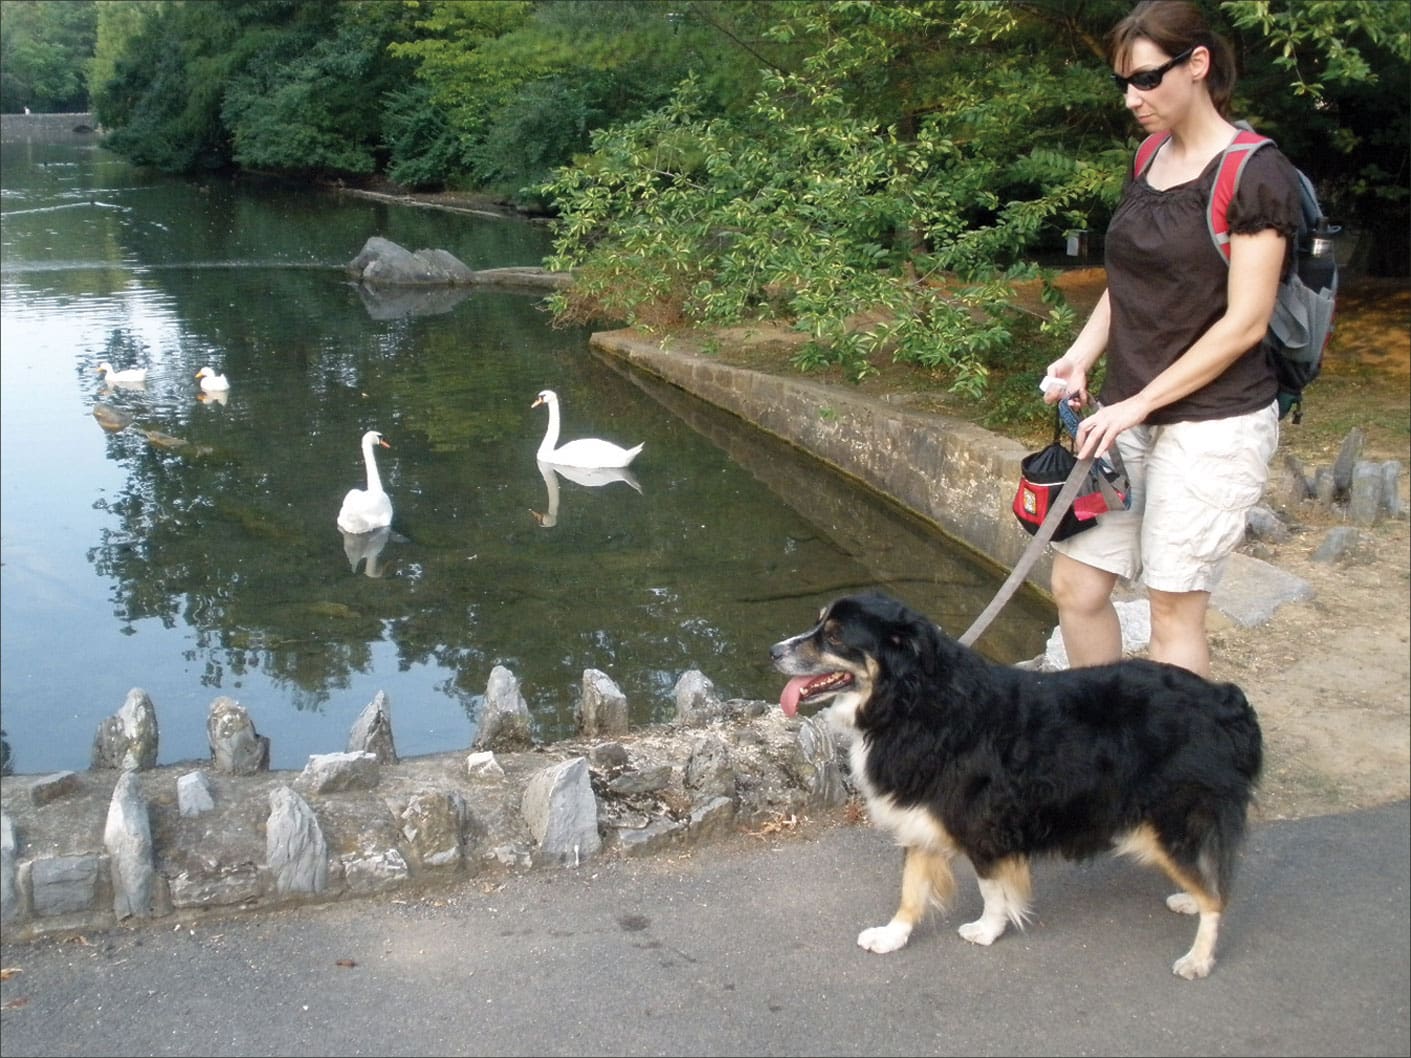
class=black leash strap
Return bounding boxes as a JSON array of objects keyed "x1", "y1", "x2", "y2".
[{"x1": 957, "y1": 452, "x2": 1094, "y2": 648}]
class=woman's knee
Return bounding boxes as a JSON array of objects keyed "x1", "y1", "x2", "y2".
[{"x1": 1051, "y1": 554, "x2": 1117, "y2": 615}]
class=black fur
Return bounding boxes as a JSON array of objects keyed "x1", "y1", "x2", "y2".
[{"x1": 770, "y1": 591, "x2": 1263, "y2": 978}]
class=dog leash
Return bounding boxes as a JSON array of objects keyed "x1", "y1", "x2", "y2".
[{"x1": 957, "y1": 451, "x2": 1094, "y2": 649}]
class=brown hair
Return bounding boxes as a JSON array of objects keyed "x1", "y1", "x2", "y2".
[{"x1": 1108, "y1": 1, "x2": 1237, "y2": 116}]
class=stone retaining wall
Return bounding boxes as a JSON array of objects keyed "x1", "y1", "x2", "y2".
[{"x1": 0, "y1": 674, "x2": 846, "y2": 942}]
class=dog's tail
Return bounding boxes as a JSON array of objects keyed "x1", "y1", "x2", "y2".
[{"x1": 1202, "y1": 683, "x2": 1263, "y2": 902}]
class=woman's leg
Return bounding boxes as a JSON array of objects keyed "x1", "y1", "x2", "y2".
[
  {"x1": 1146, "y1": 587, "x2": 1213, "y2": 677},
  {"x1": 1051, "y1": 551, "x2": 1123, "y2": 667}
]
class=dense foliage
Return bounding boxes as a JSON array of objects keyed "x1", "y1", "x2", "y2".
[
  {"x1": 5, "y1": 0, "x2": 1407, "y2": 396},
  {"x1": 0, "y1": 0, "x2": 97, "y2": 113}
]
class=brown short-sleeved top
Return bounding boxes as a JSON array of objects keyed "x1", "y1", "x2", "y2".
[{"x1": 1100, "y1": 139, "x2": 1303, "y2": 424}]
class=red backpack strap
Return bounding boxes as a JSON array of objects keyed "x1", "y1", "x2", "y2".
[
  {"x1": 1133, "y1": 132, "x2": 1169, "y2": 180},
  {"x1": 1209, "y1": 128, "x2": 1273, "y2": 263}
]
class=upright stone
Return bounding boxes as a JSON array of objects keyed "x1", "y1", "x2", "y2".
[
  {"x1": 347, "y1": 690, "x2": 398, "y2": 764},
  {"x1": 472, "y1": 665, "x2": 534, "y2": 750},
  {"x1": 103, "y1": 769, "x2": 154, "y2": 919},
  {"x1": 1349, "y1": 461, "x2": 1385, "y2": 525},
  {"x1": 579, "y1": 668, "x2": 629, "y2": 737},
  {"x1": 207, "y1": 696, "x2": 270, "y2": 774},
  {"x1": 1332, "y1": 428, "x2": 1365, "y2": 496},
  {"x1": 266, "y1": 785, "x2": 327, "y2": 897},
  {"x1": 674, "y1": 670, "x2": 725, "y2": 727},
  {"x1": 521, "y1": 757, "x2": 601, "y2": 866},
  {"x1": 1380, "y1": 460, "x2": 1404, "y2": 517},
  {"x1": 91, "y1": 687, "x2": 159, "y2": 771}
]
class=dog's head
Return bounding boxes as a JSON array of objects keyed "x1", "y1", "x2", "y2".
[{"x1": 769, "y1": 592, "x2": 943, "y2": 722}]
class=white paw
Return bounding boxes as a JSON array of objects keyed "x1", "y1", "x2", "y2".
[
  {"x1": 958, "y1": 918, "x2": 1005, "y2": 946},
  {"x1": 857, "y1": 923, "x2": 910, "y2": 953},
  {"x1": 1172, "y1": 952, "x2": 1214, "y2": 980},
  {"x1": 1166, "y1": 892, "x2": 1199, "y2": 915}
]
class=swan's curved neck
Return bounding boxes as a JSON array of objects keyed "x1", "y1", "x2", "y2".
[
  {"x1": 362, "y1": 437, "x2": 383, "y2": 493},
  {"x1": 537, "y1": 400, "x2": 561, "y2": 460}
]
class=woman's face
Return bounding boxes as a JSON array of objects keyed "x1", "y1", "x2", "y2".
[{"x1": 1115, "y1": 38, "x2": 1201, "y2": 132}]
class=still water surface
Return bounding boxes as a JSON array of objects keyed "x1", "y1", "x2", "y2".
[{"x1": 0, "y1": 125, "x2": 1053, "y2": 774}]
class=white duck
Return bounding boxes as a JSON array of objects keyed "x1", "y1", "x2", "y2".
[
  {"x1": 531, "y1": 389, "x2": 644, "y2": 469},
  {"x1": 194, "y1": 366, "x2": 230, "y2": 392},
  {"x1": 96, "y1": 361, "x2": 147, "y2": 384},
  {"x1": 337, "y1": 430, "x2": 394, "y2": 534}
]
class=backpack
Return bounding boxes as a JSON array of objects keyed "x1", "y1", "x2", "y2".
[{"x1": 1133, "y1": 123, "x2": 1339, "y2": 423}]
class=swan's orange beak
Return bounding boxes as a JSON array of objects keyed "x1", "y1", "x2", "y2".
[
  {"x1": 531, "y1": 396, "x2": 545, "y2": 409},
  {"x1": 378, "y1": 437, "x2": 391, "y2": 449}
]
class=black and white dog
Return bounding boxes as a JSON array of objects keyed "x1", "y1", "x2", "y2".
[{"x1": 771, "y1": 592, "x2": 1263, "y2": 979}]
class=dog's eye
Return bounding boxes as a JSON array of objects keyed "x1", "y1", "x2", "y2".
[{"x1": 823, "y1": 621, "x2": 844, "y2": 646}]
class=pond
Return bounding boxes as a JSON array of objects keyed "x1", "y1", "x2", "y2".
[{"x1": 0, "y1": 120, "x2": 1054, "y2": 775}]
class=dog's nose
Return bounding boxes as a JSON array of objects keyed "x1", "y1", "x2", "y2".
[{"x1": 769, "y1": 642, "x2": 786, "y2": 664}]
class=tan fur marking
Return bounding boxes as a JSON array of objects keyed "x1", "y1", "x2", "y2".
[
  {"x1": 1116, "y1": 824, "x2": 1223, "y2": 912},
  {"x1": 987, "y1": 855, "x2": 1034, "y2": 913},
  {"x1": 895, "y1": 845, "x2": 956, "y2": 928}
]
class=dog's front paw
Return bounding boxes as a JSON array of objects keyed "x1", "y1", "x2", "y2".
[
  {"x1": 958, "y1": 918, "x2": 1006, "y2": 945},
  {"x1": 1172, "y1": 951, "x2": 1214, "y2": 980},
  {"x1": 857, "y1": 922, "x2": 911, "y2": 954}
]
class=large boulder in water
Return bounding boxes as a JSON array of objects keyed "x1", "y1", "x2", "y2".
[{"x1": 346, "y1": 236, "x2": 474, "y2": 286}]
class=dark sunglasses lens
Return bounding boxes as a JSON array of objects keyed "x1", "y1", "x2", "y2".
[{"x1": 1113, "y1": 69, "x2": 1161, "y2": 91}]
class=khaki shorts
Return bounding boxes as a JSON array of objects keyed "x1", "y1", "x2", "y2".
[{"x1": 1051, "y1": 402, "x2": 1280, "y2": 594}]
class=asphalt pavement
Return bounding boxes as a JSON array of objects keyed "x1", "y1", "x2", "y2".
[{"x1": 1, "y1": 801, "x2": 1406, "y2": 1058}]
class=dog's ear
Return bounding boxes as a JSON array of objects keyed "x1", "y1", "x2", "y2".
[{"x1": 872, "y1": 610, "x2": 946, "y2": 715}]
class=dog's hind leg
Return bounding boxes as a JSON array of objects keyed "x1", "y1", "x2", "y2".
[
  {"x1": 959, "y1": 856, "x2": 1033, "y2": 946},
  {"x1": 858, "y1": 845, "x2": 954, "y2": 954},
  {"x1": 1121, "y1": 825, "x2": 1228, "y2": 979}
]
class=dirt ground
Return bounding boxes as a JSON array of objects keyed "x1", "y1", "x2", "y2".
[{"x1": 375, "y1": 185, "x2": 1410, "y2": 823}]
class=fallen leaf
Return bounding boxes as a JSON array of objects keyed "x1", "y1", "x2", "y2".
[
  {"x1": 335, "y1": 959, "x2": 358, "y2": 969},
  {"x1": 0, "y1": 967, "x2": 21, "y2": 980}
]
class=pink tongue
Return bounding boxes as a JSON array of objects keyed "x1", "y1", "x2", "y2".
[{"x1": 780, "y1": 677, "x2": 811, "y2": 717}]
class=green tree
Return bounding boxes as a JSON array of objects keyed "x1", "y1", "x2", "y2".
[
  {"x1": 221, "y1": 1, "x2": 418, "y2": 176},
  {"x1": 0, "y1": 0, "x2": 98, "y2": 113},
  {"x1": 541, "y1": 0, "x2": 1410, "y2": 400},
  {"x1": 88, "y1": 0, "x2": 161, "y2": 114},
  {"x1": 388, "y1": 0, "x2": 780, "y2": 203}
]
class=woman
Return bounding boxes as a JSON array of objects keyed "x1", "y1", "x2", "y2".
[{"x1": 1042, "y1": 1, "x2": 1303, "y2": 677}]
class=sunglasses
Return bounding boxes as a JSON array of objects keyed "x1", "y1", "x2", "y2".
[{"x1": 1111, "y1": 47, "x2": 1194, "y2": 92}]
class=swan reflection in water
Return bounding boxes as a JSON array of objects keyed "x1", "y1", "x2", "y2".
[
  {"x1": 196, "y1": 388, "x2": 228, "y2": 406},
  {"x1": 340, "y1": 525, "x2": 403, "y2": 577},
  {"x1": 532, "y1": 459, "x2": 642, "y2": 528}
]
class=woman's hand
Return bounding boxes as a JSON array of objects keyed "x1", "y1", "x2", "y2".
[
  {"x1": 1042, "y1": 355, "x2": 1088, "y2": 406},
  {"x1": 1071, "y1": 394, "x2": 1150, "y2": 460}
]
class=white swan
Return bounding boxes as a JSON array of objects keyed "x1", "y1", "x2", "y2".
[
  {"x1": 96, "y1": 361, "x2": 147, "y2": 384},
  {"x1": 337, "y1": 430, "x2": 393, "y2": 534},
  {"x1": 531, "y1": 389, "x2": 644, "y2": 469},
  {"x1": 194, "y1": 366, "x2": 230, "y2": 392}
]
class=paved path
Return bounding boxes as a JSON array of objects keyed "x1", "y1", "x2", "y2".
[{"x1": 1, "y1": 801, "x2": 1406, "y2": 1057}]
